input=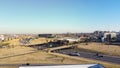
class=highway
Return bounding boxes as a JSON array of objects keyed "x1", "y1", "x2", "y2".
[
  {"x1": 55, "y1": 49, "x2": 120, "y2": 64},
  {"x1": 27, "y1": 42, "x2": 120, "y2": 64}
]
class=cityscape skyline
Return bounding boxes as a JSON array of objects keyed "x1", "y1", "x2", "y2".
[{"x1": 0, "y1": 0, "x2": 120, "y2": 33}]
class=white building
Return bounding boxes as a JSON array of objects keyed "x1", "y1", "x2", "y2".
[{"x1": 0, "y1": 35, "x2": 5, "y2": 41}]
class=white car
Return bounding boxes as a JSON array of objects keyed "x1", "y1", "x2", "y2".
[{"x1": 68, "y1": 52, "x2": 80, "y2": 56}]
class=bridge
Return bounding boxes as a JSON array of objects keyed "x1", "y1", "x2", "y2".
[{"x1": 44, "y1": 45, "x2": 77, "y2": 53}]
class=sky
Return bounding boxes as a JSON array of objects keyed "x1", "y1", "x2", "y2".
[{"x1": 0, "y1": 0, "x2": 120, "y2": 34}]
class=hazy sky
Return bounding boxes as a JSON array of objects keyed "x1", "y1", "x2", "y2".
[{"x1": 0, "y1": 0, "x2": 120, "y2": 34}]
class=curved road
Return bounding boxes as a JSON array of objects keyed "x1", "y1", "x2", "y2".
[{"x1": 55, "y1": 49, "x2": 120, "y2": 64}]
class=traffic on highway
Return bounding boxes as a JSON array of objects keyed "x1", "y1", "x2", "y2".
[{"x1": 53, "y1": 48, "x2": 120, "y2": 64}]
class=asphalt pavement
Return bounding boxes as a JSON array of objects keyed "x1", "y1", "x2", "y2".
[{"x1": 56, "y1": 49, "x2": 120, "y2": 64}]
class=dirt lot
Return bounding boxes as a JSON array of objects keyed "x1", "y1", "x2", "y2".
[{"x1": 77, "y1": 42, "x2": 120, "y2": 57}]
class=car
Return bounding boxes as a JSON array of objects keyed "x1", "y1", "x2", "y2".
[
  {"x1": 94, "y1": 53, "x2": 104, "y2": 57},
  {"x1": 61, "y1": 52, "x2": 66, "y2": 54},
  {"x1": 68, "y1": 52, "x2": 80, "y2": 56}
]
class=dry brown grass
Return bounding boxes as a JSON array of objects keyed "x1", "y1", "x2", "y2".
[
  {"x1": 0, "y1": 66, "x2": 17, "y2": 68},
  {"x1": 3, "y1": 39, "x2": 20, "y2": 46},
  {"x1": 29, "y1": 38, "x2": 56, "y2": 45},
  {"x1": 0, "y1": 51, "x2": 83, "y2": 64},
  {"x1": 0, "y1": 51, "x2": 87, "y2": 68},
  {"x1": 50, "y1": 52, "x2": 120, "y2": 68},
  {"x1": 0, "y1": 38, "x2": 56, "y2": 58},
  {"x1": 77, "y1": 42, "x2": 120, "y2": 56},
  {"x1": 0, "y1": 50, "x2": 119, "y2": 68},
  {"x1": 0, "y1": 46, "x2": 35, "y2": 58},
  {"x1": 3, "y1": 38, "x2": 56, "y2": 46},
  {"x1": 0, "y1": 40, "x2": 120, "y2": 68},
  {"x1": 30, "y1": 38, "x2": 47, "y2": 44}
]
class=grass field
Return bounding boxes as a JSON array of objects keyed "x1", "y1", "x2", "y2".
[
  {"x1": 50, "y1": 52, "x2": 120, "y2": 68},
  {"x1": 0, "y1": 39, "x2": 120, "y2": 68},
  {"x1": 77, "y1": 42, "x2": 120, "y2": 56},
  {"x1": 30, "y1": 38, "x2": 56, "y2": 44},
  {"x1": 0, "y1": 51, "x2": 120, "y2": 68},
  {"x1": 0, "y1": 51, "x2": 88, "y2": 68},
  {"x1": 2, "y1": 38, "x2": 56, "y2": 46},
  {"x1": 0, "y1": 46, "x2": 36, "y2": 57}
]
